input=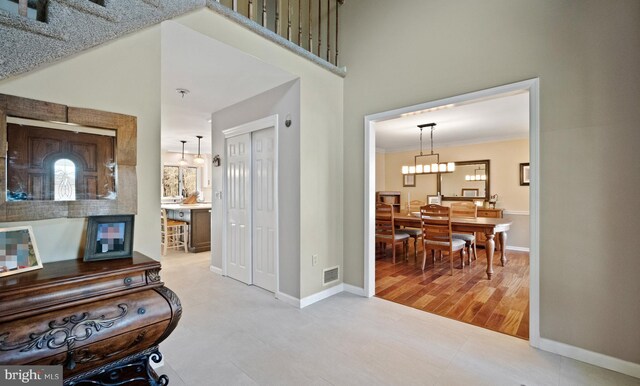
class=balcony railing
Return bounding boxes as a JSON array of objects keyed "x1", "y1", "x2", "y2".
[
  {"x1": 215, "y1": 0, "x2": 343, "y2": 67},
  {"x1": 0, "y1": 0, "x2": 46, "y2": 22}
]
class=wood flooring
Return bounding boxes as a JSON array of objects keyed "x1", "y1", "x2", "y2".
[{"x1": 375, "y1": 244, "x2": 530, "y2": 340}]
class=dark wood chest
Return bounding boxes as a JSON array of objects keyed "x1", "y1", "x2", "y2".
[{"x1": 0, "y1": 252, "x2": 181, "y2": 385}]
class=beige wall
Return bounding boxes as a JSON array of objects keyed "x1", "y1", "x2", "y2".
[
  {"x1": 0, "y1": 27, "x2": 161, "y2": 262},
  {"x1": 173, "y1": 10, "x2": 343, "y2": 299},
  {"x1": 0, "y1": 8, "x2": 344, "y2": 301},
  {"x1": 341, "y1": 0, "x2": 640, "y2": 364},
  {"x1": 208, "y1": 80, "x2": 302, "y2": 298},
  {"x1": 375, "y1": 152, "x2": 386, "y2": 191},
  {"x1": 383, "y1": 139, "x2": 529, "y2": 211}
]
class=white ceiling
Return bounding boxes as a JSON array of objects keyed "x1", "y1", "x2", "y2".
[
  {"x1": 161, "y1": 21, "x2": 297, "y2": 154},
  {"x1": 374, "y1": 91, "x2": 529, "y2": 152}
]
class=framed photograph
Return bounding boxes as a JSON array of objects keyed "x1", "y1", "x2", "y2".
[
  {"x1": 427, "y1": 195, "x2": 441, "y2": 205},
  {"x1": 461, "y1": 188, "x2": 479, "y2": 197},
  {"x1": 520, "y1": 163, "x2": 530, "y2": 186},
  {"x1": 84, "y1": 215, "x2": 134, "y2": 262},
  {"x1": 403, "y1": 174, "x2": 415, "y2": 187},
  {"x1": 0, "y1": 226, "x2": 42, "y2": 277}
]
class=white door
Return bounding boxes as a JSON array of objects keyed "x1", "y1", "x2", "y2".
[
  {"x1": 251, "y1": 127, "x2": 276, "y2": 292},
  {"x1": 226, "y1": 133, "x2": 252, "y2": 284}
]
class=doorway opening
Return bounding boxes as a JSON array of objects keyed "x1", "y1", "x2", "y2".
[{"x1": 364, "y1": 79, "x2": 540, "y2": 345}]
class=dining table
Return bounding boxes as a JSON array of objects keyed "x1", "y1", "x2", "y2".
[{"x1": 394, "y1": 213, "x2": 512, "y2": 280}]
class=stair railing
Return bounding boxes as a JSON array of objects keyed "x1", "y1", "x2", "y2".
[{"x1": 216, "y1": 0, "x2": 343, "y2": 67}]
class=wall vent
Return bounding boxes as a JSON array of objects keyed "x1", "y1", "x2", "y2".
[{"x1": 323, "y1": 266, "x2": 339, "y2": 286}]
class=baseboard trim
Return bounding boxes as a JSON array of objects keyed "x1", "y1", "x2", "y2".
[
  {"x1": 506, "y1": 246, "x2": 530, "y2": 252},
  {"x1": 209, "y1": 265, "x2": 223, "y2": 275},
  {"x1": 275, "y1": 291, "x2": 300, "y2": 307},
  {"x1": 343, "y1": 283, "x2": 366, "y2": 296},
  {"x1": 300, "y1": 284, "x2": 343, "y2": 308},
  {"x1": 539, "y1": 338, "x2": 640, "y2": 378}
]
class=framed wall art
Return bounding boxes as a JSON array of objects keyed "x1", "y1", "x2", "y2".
[
  {"x1": 84, "y1": 215, "x2": 134, "y2": 261},
  {"x1": 0, "y1": 226, "x2": 42, "y2": 277},
  {"x1": 403, "y1": 174, "x2": 415, "y2": 187},
  {"x1": 427, "y1": 195, "x2": 441, "y2": 205},
  {"x1": 520, "y1": 163, "x2": 530, "y2": 186}
]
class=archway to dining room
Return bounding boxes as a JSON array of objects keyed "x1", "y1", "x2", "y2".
[{"x1": 363, "y1": 79, "x2": 539, "y2": 343}]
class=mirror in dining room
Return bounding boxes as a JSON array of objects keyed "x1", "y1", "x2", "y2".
[{"x1": 438, "y1": 159, "x2": 490, "y2": 201}]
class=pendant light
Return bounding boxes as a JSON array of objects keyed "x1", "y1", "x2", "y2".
[
  {"x1": 193, "y1": 135, "x2": 205, "y2": 165},
  {"x1": 179, "y1": 140, "x2": 189, "y2": 166},
  {"x1": 401, "y1": 123, "x2": 455, "y2": 175}
]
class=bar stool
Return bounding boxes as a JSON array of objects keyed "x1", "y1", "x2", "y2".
[{"x1": 161, "y1": 209, "x2": 189, "y2": 255}]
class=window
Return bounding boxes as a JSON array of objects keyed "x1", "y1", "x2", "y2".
[
  {"x1": 162, "y1": 166, "x2": 199, "y2": 198},
  {"x1": 54, "y1": 159, "x2": 76, "y2": 201}
]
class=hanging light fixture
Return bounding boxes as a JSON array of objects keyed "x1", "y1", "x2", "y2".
[
  {"x1": 465, "y1": 165, "x2": 487, "y2": 181},
  {"x1": 401, "y1": 123, "x2": 455, "y2": 175},
  {"x1": 179, "y1": 140, "x2": 189, "y2": 166},
  {"x1": 193, "y1": 135, "x2": 205, "y2": 165}
]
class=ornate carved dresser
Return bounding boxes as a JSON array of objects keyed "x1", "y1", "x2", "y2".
[{"x1": 0, "y1": 252, "x2": 181, "y2": 385}]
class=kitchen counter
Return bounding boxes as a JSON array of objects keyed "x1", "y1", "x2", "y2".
[
  {"x1": 161, "y1": 203, "x2": 212, "y2": 210},
  {"x1": 162, "y1": 204, "x2": 211, "y2": 252}
]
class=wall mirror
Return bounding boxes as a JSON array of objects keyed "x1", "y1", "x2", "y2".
[
  {"x1": 438, "y1": 159, "x2": 490, "y2": 202},
  {"x1": 7, "y1": 118, "x2": 116, "y2": 201},
  {"x1": 0, "y1": 94, "x2": 137, "y2": 221}
]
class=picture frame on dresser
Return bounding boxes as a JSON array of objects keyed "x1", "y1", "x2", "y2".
[
  {"x1": 0, "y1": 225, "x2": 42, "y2": 277},
  {"x1": 461, "y1": 188, "x2": 479, "y2": 197},
  {"x1": 84, "y1": 215, "x2": 135, "y2": 261},
  {"x1": 427, "y1": 195, "x2": 441, "y2": 205}
]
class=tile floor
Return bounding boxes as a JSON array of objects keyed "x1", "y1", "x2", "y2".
[{"x1": 158, "y1": 251, "x2": 639, "y2": 385}]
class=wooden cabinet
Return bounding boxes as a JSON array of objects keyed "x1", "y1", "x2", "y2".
[
  {"x1": 165, "y1": 207, "x2": 211, "y2": 253},
  {"x1": 477, "y1": 208, "x2": 503, "y2": 219},
  {"x1": 189, "y1": 208, "x2": 211, "y2": 253},
  {"x1": 376, "y1": 191, "x2": 401, "y2": 213},
  {"x1": 477, "y1": 208, "x2": 504, "y2": 249},
  {"x1": 0, "y1": 252, "x2": 181, "y2": 385}
]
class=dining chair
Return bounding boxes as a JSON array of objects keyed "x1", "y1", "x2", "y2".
[
  {"x1": 450, "y1": 201, "x2": 478, "y2": 264},
  {"x1": 402, "y1": 199, "x2": 426, "y2": 260},
  {"x1": 161, "y1": 209, "x2": 189, "y2": 255},
  {"x1": 420, "y1": 204, "x2": 466, "y2": 275},
  {"x1": 375, "y1": 203, "x2": 409, "y2": 264}
]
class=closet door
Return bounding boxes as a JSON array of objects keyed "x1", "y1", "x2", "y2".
[
  {"x1": 251, "y1": 127, "x2": 276, "y2": 292},
  {"x1": 226, "y1": 133, "x2": 252, "y2": 284}
]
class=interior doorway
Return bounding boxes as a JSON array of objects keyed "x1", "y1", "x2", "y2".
[
  {"x1": 364, "y1": 79, "x2": 540, "y2": 345},
  {"x1": 223, "y1": 116, "x2": 279, "y2": 293}
]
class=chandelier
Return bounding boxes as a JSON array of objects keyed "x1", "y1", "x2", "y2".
[
  {"x1": 193, "y1": 135, "x2": 205, "y2": 165},
  {"x1": 401, "y1": 123, "x2": 455, "y2": 175},
  {"x1": 179, "y1": 140, "x2": 189, "y2": 166}
]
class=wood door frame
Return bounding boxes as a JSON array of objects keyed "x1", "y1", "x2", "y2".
[
  {"x1": 363, "y1": 79, "x2": 540, "y2": 346},
  {"x1": 222, "y1": 115, "x2": 280, "y2": 296}
]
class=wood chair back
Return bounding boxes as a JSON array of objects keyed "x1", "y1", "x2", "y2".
[
  {"x1": 420, "y1": 204, "x2": 466, "y2": 274},
  {"x1": 420, "y1": 204, "x2": 453, "y2": 245},
  {"x1": 450, "y1": 201, "x2": 477, "y2": 218},
  {"x1": 376, "y1": 202, "x2": 409, "y2": 263},
  {"x1": 375, "y1": 203, "x2": 396, "y2": 239},
  {"x1": 409, "y1": 200, "x2": 426, "y2": 213}
]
